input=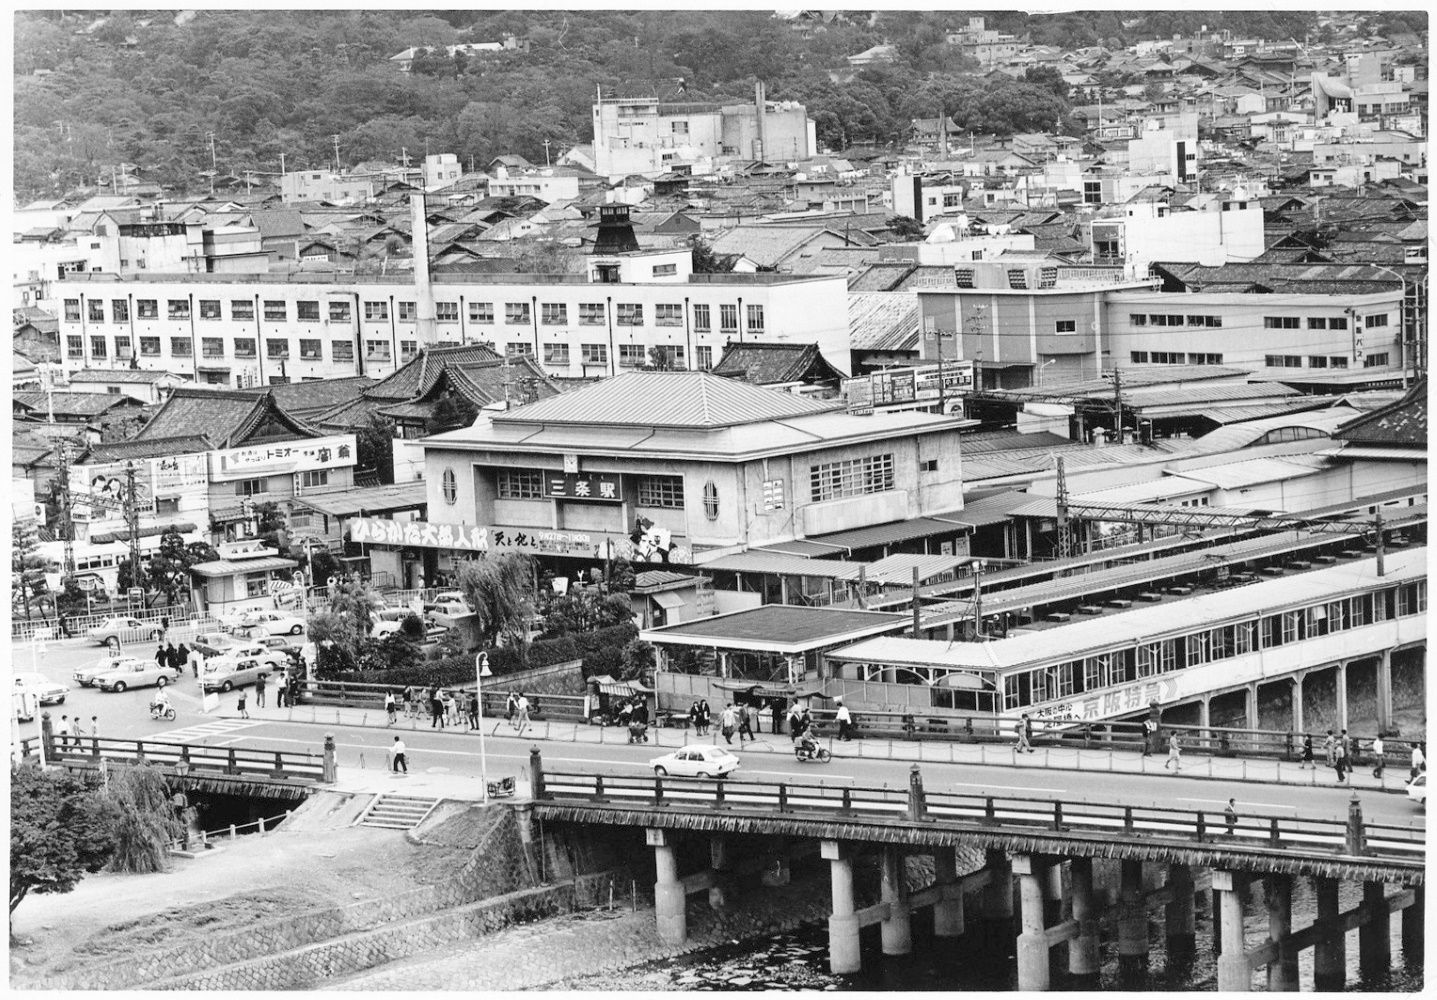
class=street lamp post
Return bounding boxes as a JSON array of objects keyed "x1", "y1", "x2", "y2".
[
  {"x1": 1038, "y1": 358, "x2": 1056, "y2": 387},
  {"x1": 1361, "y1": 262, "x2": 1420, "y2": 387},
  {"x1": 475, "y1": 651, "x2": 493, "y2": 802}
]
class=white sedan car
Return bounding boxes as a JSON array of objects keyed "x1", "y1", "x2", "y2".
[
  {"x1": 221, "y1": 610, "x2": 306, "y2": 636},
  {"x1": 1408, "y1": 774, "x2": 1426, "y2": 808},
  {"x1": 650, "y1": 745, "x2": 741, "y2": 780},
  {"x1": 14, "y1": 673, "x2": 69, "y2": 705},
  {"x1": 74, "y1": 655, "x2": 148, "y2": 688}
]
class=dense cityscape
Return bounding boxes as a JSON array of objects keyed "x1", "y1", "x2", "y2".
[{"x1": 9, "y1": 7, "x2": 1428, "y2": 993}]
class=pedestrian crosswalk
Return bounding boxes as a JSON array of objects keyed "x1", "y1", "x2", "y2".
[{"x1": 151, "y1": 719, "x2": 267, "y2": 743}]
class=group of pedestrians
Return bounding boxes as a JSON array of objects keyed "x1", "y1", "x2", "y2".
[
  {"x1": 154, "y1": 641, "x2": 192, "y2": 675},
  {"x1": 686, "y1": 699, "x2": 712, "y2": 735},
  {"x1": 53, "y1": 714, "x2": 99, "y2": 749}
]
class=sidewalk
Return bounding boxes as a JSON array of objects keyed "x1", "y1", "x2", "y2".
[{"x1": 226, "y1": 699, "x2": 1413, "y2": 795}]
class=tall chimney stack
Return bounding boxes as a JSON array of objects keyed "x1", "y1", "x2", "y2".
[
  {"x1": 754, "y1": 81, "x2": 767, "y2": 162},
  {"x1": 411, "y1": 191, "x2": 436, "y2": 345}
]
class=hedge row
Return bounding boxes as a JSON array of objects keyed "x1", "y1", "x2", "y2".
[{"x1": 332, "y1": 622, "x2": 638, "y2": 688}]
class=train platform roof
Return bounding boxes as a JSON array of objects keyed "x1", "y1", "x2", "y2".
[{"x1": 641, "y1": 605, "x2": 908, "y2": 654}]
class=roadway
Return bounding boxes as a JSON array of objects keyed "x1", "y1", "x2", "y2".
[{"x1": 14, "y1": 637, "x2": 1425, "y2": 829}]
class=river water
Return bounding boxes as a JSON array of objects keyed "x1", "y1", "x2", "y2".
[{"x1": 553, "y1": 872, "x2": 1422, "y2": 992}]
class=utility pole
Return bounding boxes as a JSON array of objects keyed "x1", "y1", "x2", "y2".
[
  {"x1": 972, "y1": 560, "x2": 985, "y2": 640},
  {"x1": 1374, "y1": 508, "x2": 1386, "y2": 578},
  {"x1": 1111, "y1": 367, "x2": 1124, "y2": 443},
  {"x1": 332, "y1": 134, "x2": 342, "y2": 173},
  {"x1": 124, "y1": 461, "x2": 143, "y2": 593},
  {"x1": 543, "y1": 138, "x2": 552, "y2": 167},
  {"x1": 206, "y1": 131, "x2": 217, "y2": 196},
  {"x1": 56, "y1": 442, "x2": 76, "y2": 579},
  {"x1": 1055, "y1": 456, "x2": 1073, "y2": 561}
]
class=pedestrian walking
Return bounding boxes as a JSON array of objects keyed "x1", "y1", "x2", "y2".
[
  {"x1": 1339, "y1": 729, "x2": 1351, "y2": 762},
  {"x1": 160, "y1": 615, "x2": 170, "y2": 638},
  {"x1": 189, "y1": 644, "x2": 203, "y2": 679},
  {"x1": 737, "y1": 703, "x2": 755, "y2": 743},
  {"x1": 1022, "y1": 714, "x2": 1037, "y2": 752},
  {"x1": 467, "y1": 691, "x2": 479, "y2": 731},
  {"x1": 58, "y1": 612, "x2": 71, "y2": 638},
  {"x1": 402, "y1": 685, "x2": 415, "y2": 719},
  {"x1": 155, "y1": 643, "x2": 168, "y2": 667},
  {"x1": 390, "y1": 736, "x2": 408, "y2": 774},
  {"x1": 1300, "y1": 733, "x2": 1315, "y2": 769},
  {"x1": 276, "y1": 668, "x2": 289, "y2": 708},
  {"x1": 506, "y1": 691, "x2": 519, "y2": 723},
  {"x1": 1371, "y1": 735, "x2": 1386, "y2": 779},
  {"x1": 688, "y1": 700, "x2": 700, "y2": 733},
  {"x1": 697, "y1": 699, "x2": 711, "y2": 737},
  {"x1": 771, "y1": 699, "x2": 784, "y2": 736},
  {"x1": 237, "y1": 690, "x2": 249, "y2": 719},
  {"x1": 441, "y1": 689, "x2": 456, "y2": 726},
  {"x1": 786, "y1": 704, "x2": 803, "y2": 742},
  {"x1": 1164, "y1": 732, "x2": 1182, "y2": 772},
  {"x1": 1323, "y1": 729, "x2": 1336, "y2": 767},
  {"x1": 1224, "y1": 798, "x2": 1238, "y2": 837},
  {"x1": 1015, "y1": 714, "x2": 1034, "y2": 753},
  {"x1": 255, "y1": 672, "x2": 267, "y2": 708},
  {"x1": 56, "y1": 715, "x2": 71, "y2": 751},
  {"x1": 1334, "y1": 740, "x2": 1348, "y2": 784},
  {"x1": 746, "y1": 703, "x2": 760, "y2": 737},
  {"x1": 1141, "y1": 717, "x2": 1156, "y2": 756},
  {"x1": 90, "y1": 716, "x2": 99, "y2": 741},
  {"x1": 430, "y1": 688, "x2": 445, "y2": 729},
  {"x1": 1412, "y1": 743, "x2": 1427, "y2": 781},
  {"x1": 165, "y1": 641, "x2": 180, "y2": 672},
  {"x1": 719, "y1": 704, "x2": 737, "y2": 744},
  {"x1": 515, "y1": 693, "x2": 531, "y2": 735},
  {"x1": 176, "y1": 642, "x2": 190, "y2": 673},
  {"x1": 72, "y1": 716, "x2": 86, "y2": 741},
  {"x1": 835, "y1": 698, "x2": 853, "y2": 741},
  {"x1": 384, "y1": 691, "x2": 397, "y2": 725}
]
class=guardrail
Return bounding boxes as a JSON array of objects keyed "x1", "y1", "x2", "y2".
[
  {"x1": 306, "y1": 679, "x2": 588, "y2": 721},
  {"x1": 20, "y1": 735, "x2": 328, "y2": 783},
  {"x1": 12, "y1": 604, "x2": 196, "y2": 642},
  {"x1": 536, "y1": 769, "x2": 1425, "y2": 865},
  {"x1": 795, "y1": 709, "x2": 1421, "y2": 765},
  {"x1": 168, "y1": 810, "x2": 295, "y2": 851}
]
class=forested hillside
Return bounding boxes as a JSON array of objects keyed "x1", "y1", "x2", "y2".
[{"x1": 12, "y1": 9, "x2": 1397, "y2": 200}]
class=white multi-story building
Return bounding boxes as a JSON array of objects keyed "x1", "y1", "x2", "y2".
[
  {"x1": 52, "y1": 266, "x2": 853, "y2": 385},
  {"x1": 592, "y1": 84, "x2": 816, "y2": 179}
]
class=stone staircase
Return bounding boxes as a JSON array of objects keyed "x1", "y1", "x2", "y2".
[{"x1": 357, "y1": 794, "x2": 439, "y2": 831}]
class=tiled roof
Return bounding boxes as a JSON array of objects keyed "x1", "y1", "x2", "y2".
[
  {"x1": 491, "y1": 371, "x2": 840, "y2": 429},
  {"x1": 707, "y1": 225, "x2": 826, "y2": 268},
  {"x1": 81, "y1": 435, "x2": 212, "y2": 462},
  {"x1": 246, "y1": 209, "x2": 306, "y2": 239},
  {"x1": 847, "y1": 293, "x2": 918, "y2": 352},
  {"x1": 711, "y1": 342, "x2": 844, "y2": 386},
  {"x1": 1335, "y1": 379, "x2": 1427, "y2": 448},
  {"x1": 67, "y1": 369, "x2": 181, "y2": 384},
  {"x1": 12, "y1": 392, "x2": 143, "y2": 416},
  {"x1": 364, "y1": 344, "x2": 503, "y2": 401},
  {"x1": 134, "y1": 388, "x2": 322, "y2": 446},
  {"x1": 847, "y1": 262, "x2": 916, "y2": 292},
  {"x1": 233, "y1": 376, "x2": 376, "y2": 418}
]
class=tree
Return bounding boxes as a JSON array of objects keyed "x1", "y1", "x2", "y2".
[
  {"x1": 686, "y1": 235, "x2": 733, "y2": 274},
  {"x1": 619, "y1": 637, "x2": 656, "y2": 681},
  {"x1": 646, "y1": 346, "x2": 680, "y2": 371},
  {"x1": 10, "y1": 765, "x2": 114, "y2": 933},
  {"x1": 886, "y1": 215, "x2": 925, "y2": 240},
  {"x1": 11, "y1": 520, "x2": 50, "y2": 621},
  {"x1": 1024, "y1": 65, "x2": 1069, "y2": 100},
  {"x1": 96, "y1": 765, "x2": 185, "y2": 874},
  {"x1": 540, "y1": 590, "x2": 632, "y2": 636},
  {"x1": 356, "y1": 412, "x2": 397, "y2": 484},
  {"x1": 143, "y1": 529, "x2": 216, "y2": 608},
  {"x1": 457, "y1": 552, "x2": 535, "y2": 649}
]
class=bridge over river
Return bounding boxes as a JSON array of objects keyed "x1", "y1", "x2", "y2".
[{"x1": 527, "y1": 753, "x2": 1423, "y2": 992}]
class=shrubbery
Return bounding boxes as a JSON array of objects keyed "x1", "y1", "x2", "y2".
[{"x1": 330, "y1": 622, "x2": 638, "y2": 687}]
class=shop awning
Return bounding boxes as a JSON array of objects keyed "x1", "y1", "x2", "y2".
[
  {"x1": 591, "y1": 675, "x2": 653, "y2": 697},
  {"x1": 188, "y1": 555, "x2": 298, "y2": 578},
  {"x1": 651, "y1": 590, "x2": 686, "y2": 610},
  {"x1": 89, "y1": 521, "x2": 198, "y2": 545}
]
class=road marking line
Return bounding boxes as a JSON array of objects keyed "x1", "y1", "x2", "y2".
[
  {"x1": 947, "y1": 781, "x2": 1065, "y2": 794},
  {"x1": 1175, "y1": 797, "x2": 1299, "y2": 811}
]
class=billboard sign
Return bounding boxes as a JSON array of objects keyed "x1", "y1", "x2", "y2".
[
  {"x1": 347, "y1": 516, "x2": 692, "y2": 564},
  {"x1": 211, "y1": 434, "x2": 357, "y2": 481},
  {"x1": 844, "y1": 361, "x2": 975, "y2": 414},
  {"x1": 543, "y1": 471, "x2": 623, "y2": 503}
]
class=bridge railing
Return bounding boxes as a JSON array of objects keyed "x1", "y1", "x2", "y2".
[
  {"x1": 536, "y1": 769, "x2": 1424, "y2": 864},
  {"x1": 799, "y1": 709, "x2": 1420, "y2": 765},
  {"x1": 11, "y1": 604, "x2": 199, "y2": 643},
  {"x1": 304, "y1": 680, "x2": 587, "y2": 721},
  {"x1": 17, "y1": 735, "x2": 327, "y2": 783}
]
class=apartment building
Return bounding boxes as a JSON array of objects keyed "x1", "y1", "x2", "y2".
[
  {"x1": 53, "y1": 268, "x2": 853, "y2": 385},
  {"x1": 914, "y1": 259, "x2": 1410, "y2": 387}
]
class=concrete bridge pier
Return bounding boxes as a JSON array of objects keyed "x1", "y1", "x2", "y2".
[
  {"x1": 648, "y1": 828, "x2": 687, "y2": 946},
  {"x1": 1265, "y1": 875, "x2": 1299, "y2": 992},
  {"x1": 1335, "y1": 660, "x2": 1350, "y2": 732},
  {"x1": 1213, "y1": 870, "x2": 1250, "y2": 992},
  {"x1": 1376, "y1": 649, "x2": 1393, "y2": 732},
  {"x1": 1067, "y1": 857, "x2": 1101, "y2": 981},
  {"x1": 879, "y1": 845, "x2": 913, "y2": 955},
  {"x1": 1359, "y1": 881, "x2": 1390, "y2": 982},
  {"x1": 1312, "y1": 876, "x2": 1345, "y2": 991},
  {"x1": 1013, "y1": 854, "x2": 1050, "y2": 991},
  {"x1": 1244, "y1": 681, "x2": 1259, "y2": 730},
  {"x1": 1117, "y1": 859, "x2": 1148, "y2": 987},
  {"x1": 931, "y1": 849, "x2": 965, "y2": 939},
  {"x1": 1164, "y1": 863, "x2": 1196, "y2": 969},
  {"x1": 707, "y1": 835, "x2": 731, "y2": 910},
  {"x1": 1401, "y1": 885, "x2": 1423, "y2": 965},
  {"x1": 822, "y1": 840, "x2": 861, "y2": 975},
  {"x1": 1291, "y1": 673, "x2": 1306, "y2": 733}
]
